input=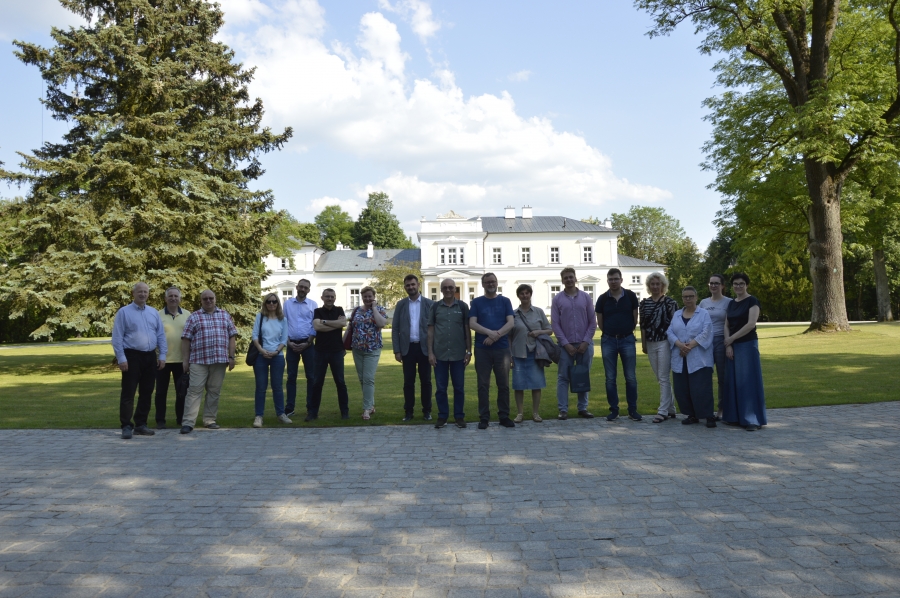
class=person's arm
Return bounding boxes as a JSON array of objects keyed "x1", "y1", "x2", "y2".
[
  {"x1": 111, "y1": 310, "x2": 128, "y2": 371},
  {"x1": 326, "y1": 316, "x2": 347, "y2": 328},
  {"x1": 276, "y1": 318, "x2": 288, "y2": 355},
  {"x1": 468, "y1": 317, "x2": 493, "y2": 337},
  {"x1": 582, "y1": 294, "x2": 597, "y2": 344},
  {"x1": 155, "y1": 312, "x2": 168, "y2": 368},
  {"x1": 464, "y1": 320, "x2": 472, "y2": 366},
  {"x1": 550, "y1": 298, "x2": 568, "y2": 346},
  {"x1": 497, "y1": 314, "x2": 515, "y2": 337},
  {"x1": 372, "y1": 306, "x2": 388, "y2": 329},
  {"x1": 427, "y1": 325, "x2": 436, "y2": 366},
  {"x1": 725, "y1": 305, "x2": 760, "y2": 345},
  {"x1": 693, "y1": 311, "x2": 713, "y2": 349},
  {"x1": 391, "y1": 302, "x2": 403, "y2": 359},
  {"x1": 531, "y1": 311, "x2": 553, "y2": 338},
  {"x1": 181, "y1": 338, "x2": 191, "y2": 372},
  {"x1": 227, "y1": 335, "x2": 237, "y2": 371}
]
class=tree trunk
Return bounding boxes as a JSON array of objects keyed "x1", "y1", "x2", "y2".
[
  {"x1": 804, "y1": 161, "x2": 851, "y2": 332},
  {"x1": 873, "y1": 247, "x2": 895, "y2": 322}
]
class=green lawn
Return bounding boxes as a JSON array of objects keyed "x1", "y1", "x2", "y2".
[{"x1": 1, "y1": 323, "x2": 898, "y2": 429}]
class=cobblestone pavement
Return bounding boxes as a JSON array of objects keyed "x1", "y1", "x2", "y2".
[{"x1": 1, "y1": 402, "x2": 899, "y2": 598}]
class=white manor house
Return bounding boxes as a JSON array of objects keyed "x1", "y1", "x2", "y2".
[{"x1": 262, "y1": 206, "x2": 664, "y2": 311}]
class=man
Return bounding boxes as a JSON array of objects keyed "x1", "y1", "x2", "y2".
[
  {"x1": 551, "y1": 268, "x2": 597, "y2": 421},
  {"x1": 468, "y1": 273, "x2": 516, "y2": 429},
  {"x1": 154, "y1": 286, "x2": 190, "y2": 429},
  {"x1": 111, "y1": 282, "x2": 167, "y2": 439},
  {"x1": 595, "y1": 268, "x2": 642, "y2": 421},
  {"x1": 283, "y1": 279, "x2": 318, "y2": 419},
  {"x1": 428, "y1": 278, "x2": 472, "y2": 429},
  {"x1": 309, "y1": 288, "x2": 350, "y2": 420},
  {"x1": 180, "y1": 290, "x2": 238, "y2": 434},
  {"x1": 392, "y1": 274, "x2": 435, "y2": 421}
]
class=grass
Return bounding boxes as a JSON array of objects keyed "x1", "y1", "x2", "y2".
[{"x1": 1, "y1": 323, "x2": 898, "y2": 429}]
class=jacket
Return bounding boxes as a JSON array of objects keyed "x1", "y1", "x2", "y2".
[
  {"x1": 534, "y1": 334, "x2": 561, "y2": 367},
  {"x1": 391, "y1": 295, "x2": 435, "y2": 356}
]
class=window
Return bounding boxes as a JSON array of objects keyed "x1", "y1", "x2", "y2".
[
  {"x1": 550, "y1": 247, "x2": 560, "y2": 264},
  {"x1": 440, "y1": 247, "x2": 465, "y2": 266},
  {"x1": 459, "y1": 247, "x2": 465, "y2": 265},
  {"x1": 582, "y1": 246, "x2": 593, "y2": 263},
  {"x1": 447, "y1": 248, "x2": 458, "y2": 265},
  {"x1": 469, "y1": 286, "x2": 475, "y2": 301},
  {"x1": 632, "y1": 275, "x2": 641, "y2": 284},
  {"x1": 550, "y1": 285, "x2": 561, "y2": 301},
  {"x1": 582, "y1": 284, "x2": 595, "y2": 302},
  {"x1": 439, "y1": 248, "x2": 445, "y2": 265},
  {"x1": 492, "y1": 247, "x2": 502, "y2": 264},
  {"x1": 497, "y1": 286, "x2": 503, "y2": 295},
  {"x1": 282, "y1": 289, "x2": 293, "y2": 298},
  {"x1": 521, "y1": 247, "x2": 531, "y2": 264},
  {"x1": 280, "y1": 258, "x2": 289, "y2": 269},
  {"x1": 430, "y1": 286, "x2": 438, "y2": 301},
  {"x1": 350, "y1": 289, "x2": 361, "y2": 308}
]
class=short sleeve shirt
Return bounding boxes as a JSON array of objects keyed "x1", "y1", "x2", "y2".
[
  {"x1": 699, "y1": 296, "x2": 733, "y2": 337},
  {"x1": 726, "y1": 296, "x2": 760, "y2": 343},
  {"x1": 510, "y1": 306, "x2": 551, "y2": 358},
  {"x1": 429, "y1": 299, "x2": 470, "y2": 362},
  {"x1": 638, "y1": 296, "x2": 677, "y2": 342},
  {"x1": 595, "y1": 289, "x2": 639, "y2": 336},
  {"x1": 182, "y1": 308, "x2": 239, "y2": 364},
  {"x1": 469, "y1": 295, "x2": 515, "y2": 350},
  {"x1": 351, "y1": 305, "x2": 388, "y2": 352},
  {"x1": 314, "y1": 306, "x2": 346, "y2": 352}
]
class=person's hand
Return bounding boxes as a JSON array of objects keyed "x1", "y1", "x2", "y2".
[
  {"x1": 528, "y1": 330, "x2": 539, "y2": 338},
  {"x1": 565, "y1": 344, "x2": 577, "y2": 357},
  {"x1": 395, "y1": 352, "x2": 403, "y2": 363},
  {"x1": 428, "y1": 354, "x2": 437, "y2": 366},
  {"x1": 227, "y1": 357, "x2": 235, "y2": 371},
  {"x1": 488, "y1": 330, "x2": 501, "y2": 342},
  {"x1": 182, "y1": 361, "x2": 189, "y2": 373},
  {"x1": 723, "y1": 337, "x2": 732, "y2": 347},
  {"x1": 288, "y1": 341, "x2": 300, "y2": 352},
  {"x1": 118, "y1": 361, "x2": 129, "y2": 372},
  {"x1": 463, "y1": 353, "x2": 471, "y2": 367},
  {"x1": 726, "y1": 345, "x2": 734, "y2": 360},
  {"x1": 576, "y1": 342, "x2": 588, "y2": 354},
  {"x1": 157, "y1": 359, "x2": 166, "y2": 371},
  {"x1": 483, "y1": 336, "x2": 495, "y2": 347}
]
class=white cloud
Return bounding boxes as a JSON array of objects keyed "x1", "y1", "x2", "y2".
[
  {"x1": 308, "y1": 196, "x2": 363, "y2": 219},
  {"x1": 377, "y1": 0, "x2": 441, "y2": 43},
  {"x1": 0, "y1": 0, "x2": 84, "y2": 41},
  {"x1": 507, "y1": 69, "x2": 531, "y2": 82}
]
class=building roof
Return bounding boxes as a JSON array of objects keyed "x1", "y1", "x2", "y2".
[
  {"x1": 475, "y1": 216, "x2": 614, "y2": 234},
  {"x1": 617, "y1": 255, "x2": 666, "y2": 268},
  {"x1": 315, "y1": 248, "x2": 422, "y2": 272}
]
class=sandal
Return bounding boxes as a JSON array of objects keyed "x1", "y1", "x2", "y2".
[
  {"x1": 652, "y1": 414, "x2": 668, "y2": 423},
  {"x1": 514, "y1": 413, "x2": 524, "y2": 424},
  {"x1": 533, "y1": 415, "x2": 543, "y2": 423},
  {"x1": 362, "y1": 409, "x2": 371, "y2": 420},
  {"x1": 370, "y1": 406, "x2": 376, "y2": 415}
]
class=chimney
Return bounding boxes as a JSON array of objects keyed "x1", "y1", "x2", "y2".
[
  {"x1": 366, "y1": 241, "x2": 374, "y2": 258},
  {"x1": 335, "y1": 241, "x2": 343, "y2": 251},
  {"x1": 504, "y1": 206, "x2": 515, "y2": 219},
  {"x1": 603, "y1": 218, "x2": 612, "y2": 229},
  {"x1": 522, "y1": 205, "x2": 533, "y2": 219}
]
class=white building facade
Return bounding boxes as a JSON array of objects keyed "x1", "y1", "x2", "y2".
[{"x1": 262, "y1": 207, "x2": 664, "y2": 310}]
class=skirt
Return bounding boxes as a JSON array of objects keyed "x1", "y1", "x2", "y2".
[
  {"x1": 512, "y1": 351, "x2": 546, "y2": 390},
  {"x1": 722, "y1": 339, "x2": 767, "y2": 427}
]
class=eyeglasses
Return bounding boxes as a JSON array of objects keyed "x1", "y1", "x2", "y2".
[
  {"x1": 682, "y1": 296, "x2": 696, "y2": 300},
  {"x1": 732, "y1": 282, "x2": 747, "y2": 287},
  {"x1": 201, "y1": 297, "x2": 215, "y2": 301},
  {"x1": 265, "y1": 300, "x2": 278, "y2": 305},
  {"x1": 708, "y1": 282, "x2": 721, "y2": 286},
  {"x1": 441, "y1": 286, "x2": 455, "y2": 290}
]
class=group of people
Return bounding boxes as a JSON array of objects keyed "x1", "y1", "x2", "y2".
[{"x1": 111, "y1": 267, "x2": 766, "y2": 438}]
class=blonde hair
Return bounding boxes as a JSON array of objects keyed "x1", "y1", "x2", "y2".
[
  {"x1": 360, "y1": 286, "x2": 376, "y2": 297},
  {"x1": 260, "y1": 293, "x2": 284, "y2": 319},
  {"x1": 645, "y1": 271, "x2": 669, "y2": 295}
]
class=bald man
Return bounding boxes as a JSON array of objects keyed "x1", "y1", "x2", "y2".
[
  {"x1": 427, "y1": 278, "x2": 472, "y2": 429},
  {"x1": 111, "y1": 282, "x2": 168, "y2": 439}
]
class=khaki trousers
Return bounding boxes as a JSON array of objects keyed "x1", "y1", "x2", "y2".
[{"x1": 182, "y1": 363, "x2": 227, "y2": 428}]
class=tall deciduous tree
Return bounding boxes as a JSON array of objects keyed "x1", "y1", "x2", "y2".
[
  {"x1": 370, "y1": 260, "x2": 424, "y2": 309},
  {"x1": 0, "y1": 0, "x2": 291, "y2": 339},
  {"x1": 353, "y1": 192, "x2": 415, "y2": 249},
  {"x1": 610, "y1": 205, "x2": 691, "y2": 264},
  {"x1": 315, "y1": 204, "x2": 355, "y2": 251},
  {"x1": 636, "y1": 0, "x2": 900, "y2": 331}
]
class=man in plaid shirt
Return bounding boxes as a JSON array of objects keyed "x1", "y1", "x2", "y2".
[{"x1": 179, "y1": 289, "x2": 238, "y2": 434}]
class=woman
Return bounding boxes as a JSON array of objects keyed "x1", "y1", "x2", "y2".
[
  {"x1": 722, "y1": 273, "x2": 766, "y2": 431},
  {"x1": 640, "y1": 272, "x2": 679, "y2": 423},
  {"x1": 699, "y1": 274, "x2": 732, "y2": 421},
  {"x1": 251, "y1": 293, "x2": 291, "y2": 428},
  {"x1": 350, "y1": 286, "x2": 388, "y2": 420},
  {"x1": 509, "y1": 284, "x2": 554, "y2": 423},
  {"x1": 667, "y1": 286, "x2": 716, "y2": 428}
]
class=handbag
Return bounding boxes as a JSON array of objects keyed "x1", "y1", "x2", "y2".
[
  {"x1": 516, "y1": 308, "x2": 560, "y2": 367},
  {"x1": 568, "y1": 362, "x2": 591, "y2": 394},
  {"x1": 342, "y1": 307, "x2": 359, "y2": 350},
  {"x1": 245, "y1": 314, "x2": 261, "y2": 366}
]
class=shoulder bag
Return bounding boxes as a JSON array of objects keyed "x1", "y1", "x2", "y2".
[
  {"x1": 245, "y1": 313, "x2": 261, "y2": 366},
  {"x1": 342, "y1": 307, "x2": 360, "y2": 350}
]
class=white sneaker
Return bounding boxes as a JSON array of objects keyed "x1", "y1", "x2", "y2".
[
  {"x1": 253, "y1": 416, "x2": 263, "y2": 428},
  {"x1": 277, "y1": 414, "x2": 292, "y2": 424}
]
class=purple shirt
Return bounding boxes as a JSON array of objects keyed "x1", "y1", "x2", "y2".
[{"x1": 551, "y1": 289, "x2": 597, "y2": 347}]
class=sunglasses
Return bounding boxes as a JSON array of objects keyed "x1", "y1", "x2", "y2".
[{"x1": 265, "y1": 299, "x2": 278, "y2": 305}]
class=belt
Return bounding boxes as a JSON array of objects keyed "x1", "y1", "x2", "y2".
[
  {"x1": 603, "y1": 333, "x2": 634, "y2": 340},
  {"x1": 289, "y1": 337, "x2": 310, "y2": 343},
  {"x1": 124, "y1": 348, "x2": 157, "y2": 354}
]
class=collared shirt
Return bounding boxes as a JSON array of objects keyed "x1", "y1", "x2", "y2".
[
  {"x1": 509, "y1": 306, "x2": 551, "y2": 359},
  {"x1": 161, "y1": 307, "x2": 189, "y2": 363},
  {"x1": 351, "y1": 305, "x2": 388, "y2": 352},
  {"x1": 667, "y1": 308, "x2": 713, "y2": 374},
  {"x1": 111, "y1": 302, "x2": 167, "y2": 363},
  {"x1": 469, "y1": 295, "x2": 514, "y2": 350},
  {"x1": 596, "y1": 289, "x2": 639, "y2": 336},
  {"x1": 283, "y1": 296, "x2": 318, "y2": 340},
  {"x1": 551, "y1": 289, "x2": 597, "y2": 347},
  {"x1": 429, "y1": 299, "x2": 470, "y2": 362},
  {"x1": 408, "y1": 295, "x2": 422, "y2": 342},
  {"x1": 182, "y1": 308, "x2": 238, "y2": 364}
]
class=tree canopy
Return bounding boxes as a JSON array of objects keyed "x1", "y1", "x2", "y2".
[
  {"x1": 353, "y1": 192, "x2": 415, "y2": 249},
  {"x1": 0, "y1": 0, "x2": 291, "y2": 340},
  {"x1": 609, "y1": 205, "x2": 690, "y2": 264},
  {"x1": 370, "y1": 260, "x2": 424, "y2": 309},
  {"x1": 315, "y1": 204, "x2": 356, "y2": 251}
]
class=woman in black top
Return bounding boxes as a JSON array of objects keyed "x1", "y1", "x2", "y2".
[
  {"x1": 639, "y1": 272, "x2": 678, "y2": 423},
  {"x1": 722, "y1": 273, "x2": 767, "y2": 430}
]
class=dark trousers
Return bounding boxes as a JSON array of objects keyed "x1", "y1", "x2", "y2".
[
  {"x1": 474, "y1": 347, "x2": 511, "y2": 421},
  {"x1": 434, "y1": 359, "x2": 466, "y2": 420},
  {"x1": 120, "y1": 349, "x2": 157, "y2": 429},
  {"x1": 285, "y1": 341, "x2": 316, "y2": 414},
  {"x1": 309, "y1": 348, "x2": 350, "y2": 416},
  {"x1": 672, "y1": 359, "x2": 715, "y2": 420},
  {"x1": 154, "y1": 362, "x2": 185, "y2": 425},
  {"x1": 402, "y1": 342, "x2": 433, "y2": 415}
]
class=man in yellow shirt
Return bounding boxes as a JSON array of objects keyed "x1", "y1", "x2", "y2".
[{"x1": 155, "y1": 286, "x2": 190, "y2": 429}]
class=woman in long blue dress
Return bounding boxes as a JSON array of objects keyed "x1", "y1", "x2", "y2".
[{"x1": 722, "y1": 273, "x2": 766, "y2": 431}]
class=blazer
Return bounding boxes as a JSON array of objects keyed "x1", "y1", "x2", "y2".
[
  {"x1": 391, "y1": 295, "x2": 435, "y2": 356},
  {"x1": 666, "y1": 308, "x2": 713, "y2": 374}
]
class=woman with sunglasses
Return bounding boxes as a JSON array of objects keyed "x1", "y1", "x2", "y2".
[
  {"x1": 722, "y1": 273, "x2": 766, "y2": 431},
  {"x1": 667, "y1": 286, "x2": 716, "y2": 428},
  {"x1": 698, "y1": 274, "x2": 731, "y2": 420},
  {"x1": 251, "y1": 293, "x2": 291, "y2": 428}
]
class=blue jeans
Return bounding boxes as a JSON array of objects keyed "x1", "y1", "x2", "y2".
[
  {"x1": 253, "y1": 353, "x2": 285, "y2": 417},
  {"x1": 601, "y1": 334, "x2": 638, "y2": 414},
  {"x1": 474, "y1": 347, "x2": 511, "y2": 421},
  {"x1": 556, "y1": 344, "x2": 593, "y2": 412},
  {"x1": 434, "y1": 359, "x2": 466, "y2": 420},
  {"x1": 285, "y1": 343, "x2": 316, "y2": 414}
]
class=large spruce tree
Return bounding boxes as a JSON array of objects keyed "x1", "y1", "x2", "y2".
[{"x1": 0, "y1": 0, "x2": 291, "y2": 340}]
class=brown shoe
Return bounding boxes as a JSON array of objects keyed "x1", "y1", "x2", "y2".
[{"x1": 577, "y1": 410, "x2": 594, "y2": 419}]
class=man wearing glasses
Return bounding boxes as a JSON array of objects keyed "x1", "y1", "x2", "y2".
[
  {"x1": 283, "y1": 278, "x2": 318, "y2": 419},
  {"x1": 469, "y1": 273, "x2": 516, "y2": 429},
  {"x1": 427, "y1": 278, "x2": 472, "y2": 429}
]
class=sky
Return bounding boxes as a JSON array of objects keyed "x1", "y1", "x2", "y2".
[{"x1": 0, "y1": 0, "x2": 723, "y2": 248}]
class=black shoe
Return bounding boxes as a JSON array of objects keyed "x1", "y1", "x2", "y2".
[
  {"x1": 477, "y1": 420, "x2": 489, "y2": 430},
  {"x1": 134, "y1": 425, "x2": 155, "y2": 436},
  {"x1": 423, "y1": 413, "x2": 433, "y2": 421},
  {"x1": 341, "y1": 413, "x2": 350, "y2": 420},
  {"x1": 577, "y1": 410, "x2": 594, "y2": 419},
  {"x1": 205, "y1": 423, "x2": 220, "y2": 429},
  {"x1": 435, "y1": 418, "x2": 447, "y2": 429},
  {"x1": 402, "y1": 414, "x2": 414, "y2": 422},
  {"x1": 180, "y1": 426, "x2": 193, "y2": 434},
  {"x1": 285, "y1": 410, "x2": 295, "y2": 417},
  {"x1": 156, "y1": 422, "x2": 167, "y2": 430},
  {"x1": 304, "y1": 414, "x2": 318, "y2": 422},
  {"x1": 455, "y1": 418, "x2": 467, "y2": 428},
  {"x1": 628, "y1": 411, "x2": 643, "y2": 421},
  {"x1": 558, "y1": 411, "x2": 568, "y2": 420},
  {"x1": 706, "y1": 418, "x2": 717, "y2": 428},
  {"x1": 606, "y1": 412, "x2": 619, "y2": 421},
  {"x1": 744, "y1": 424, "x2": 761, "y2": 431},
  {"x1": 121, "y1": 426, "x2": 133, "y2": 439},
  {"x1": 681, "y1": 416, "x2": 699, "y2": 425},
  {"x1": 499, "y1": 418, "x2": 515, "y2": 428}
]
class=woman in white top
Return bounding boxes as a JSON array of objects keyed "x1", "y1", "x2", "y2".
[
  {"x1": 667, "y1": 286, "x2": 716, "y2": 428},
  {"x1": 251, "y1": 293, "x2": 291, "y2": 428},
  {"x1": 698, "y1": 274, "x2": 732, "y2": 421}
]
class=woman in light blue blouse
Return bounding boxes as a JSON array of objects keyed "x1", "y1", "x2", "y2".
[
  {"x1": 667, "y1": 286, "x2": 716, "y2": 428},
  {"x1": 251, "y1": 293, "x2": 291, "y2": 428}
]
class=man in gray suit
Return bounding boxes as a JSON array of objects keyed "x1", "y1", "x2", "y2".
[{"x1": 393, "y1": 274, "x2": 435, "y2": 421}]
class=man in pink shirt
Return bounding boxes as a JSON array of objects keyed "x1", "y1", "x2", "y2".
[{"x1": 551, "y1": 268, "x2": 597, "y2": 420}]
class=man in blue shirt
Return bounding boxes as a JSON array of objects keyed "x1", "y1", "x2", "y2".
[
  {"x1": 283, "y1": 278, "x2": 317, "y2": 418},
  {"x1": 469, "y1": 273, "x2": 516, "y2": 429},
  {"x1": 595, "y1": 268, "x2": 641, "y2": 421},
  {"x1": 111, "y1": 282, "x2": 168, "y2": 439}
]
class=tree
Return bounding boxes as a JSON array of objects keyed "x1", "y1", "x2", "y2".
[
  {"x1": 264, "y1": 210, "x2": 320, "y2": 269},
  {"x1": 664, "y1": 238, "x2": 704, "y2": 298},
  {"x1": 353, "y1": 192, "x2": 415, "y2": 249},
  {"x1": 314, "y1": 204, "x2": 355, "y2": 251},
  {"x1": 370, "y1": 260, "x2": 424, "y2": 309},
  {"x1": 610, "y1": 206, "x2": 691, "y2": 264},
  {"x1": 636, "y1": 0, "x2": 900, "y2": 331},
  {"x1": 0, "y1": 0, "x2": 291, "y2": 340}
]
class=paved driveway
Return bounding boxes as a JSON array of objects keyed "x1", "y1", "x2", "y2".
[{"x1": 1, "y1": 403, "x2": 898, "y2": 597}]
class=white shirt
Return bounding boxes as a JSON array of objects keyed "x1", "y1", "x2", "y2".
[{"x1": 408, "y1": 295, "x2": 422, "y2": 342}]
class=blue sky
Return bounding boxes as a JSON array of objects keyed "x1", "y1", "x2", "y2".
[{"x1": 0, "y1": 0, "x2": 723, "y2": 248}]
